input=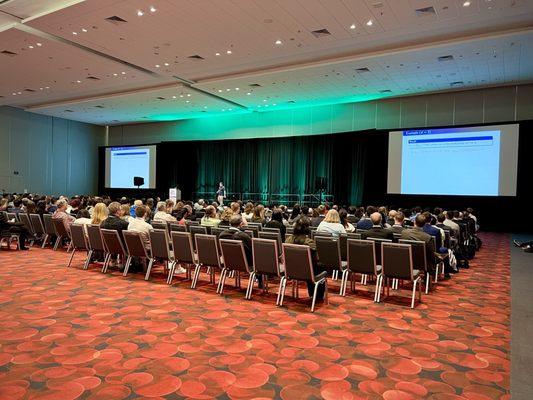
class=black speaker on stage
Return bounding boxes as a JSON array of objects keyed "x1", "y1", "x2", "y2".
[
  {"x1": 315, "y1": 176, "x2": 327, "y2": 191},
  {"x1": 133, "y1": 176, "x2": 145, "y2": 187}
]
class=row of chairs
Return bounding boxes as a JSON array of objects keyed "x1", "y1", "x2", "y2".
[{"x1": 66, "y1": 222, "x2": 439, "y2": 311}]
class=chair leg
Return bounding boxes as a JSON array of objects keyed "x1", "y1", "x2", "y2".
[
  {"x1": 311, "y1": 281, "x2": 320, "y2": 312},
  {"x1": 102, "y1": 254, "x2": 111, "y2": 273},
  {"x1": 435, "y1": 267, "x2": 439, "y2": 283},
  {"x1": 373, "y1": 274, "x2": 380, "y2": 302},
  {"x1": 67, "y1": 248, "x2": 76, "y2": 268},
  {"x1": 375, "y1": 275, "x2": 383, "y2": 303},
  {"x1": 418, "y1": 277, "x2": 423, "y2": 304},
  {"x1": 278, "y1": 277, "x2": 287, "y2": 306},
  {"x1": 246, "y1": 272, "x2": 255, "y2": 299},
  {"x1": 339, "y1": 269, "x2": 349, "y2": 296},
  {"x1": 425, "y1": 272, "x2": 430, "y2": 294},
  {"x1": 41, "y1": 234, "x2": 49, "y2": 248},
  {"x1": 83, "y1": 250, "x2": 93, "y2": 270},
  {"x1": 191, "y1": 264, "x2": 201, "y2": 289},
  {"x1": 360, "y1": 274, "x2": 365, "y2": 284},
  {"x1": 411, "y1": 277, "x2": 420, "y2": 309},
  {"x1": 123, "y1": 256, "x2": 132, "y2": 277},
  {"x1": 144, "y1": 258, "x2": 154, "y2": 281},
  {"x1": 53, "y1": 236, "x2": 61, "y2": 251},
  {"x1": 66, "y1": 241, "x2": 72, "y2": 253},
  {"x1": 217, "y1": 268, "x2": 227, "y2": 294},
  {"x1": 324, "y1": 278, "x2": 329, "y2": 305}
]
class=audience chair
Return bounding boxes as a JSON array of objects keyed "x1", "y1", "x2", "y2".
[
  {"x1": 42, "y1": 214, "x2": 56, "y2": 248},
  {"x1": 100, "y1": 229, "x2": 127, "y2": 273},
  {"x1": 169, "y1": 232, "x2": 197, "y2": 285},
  {"x1": 312, "y1": 231, "x2": 333, "y2": 239},
  {"x1": 369, "y1": 237, "x2": 392, "y2": 267},
  {"x1": 315, "y1": 236, "x2": 345, "y2": 281},
  {"x1": 286, "y1": 227, "x2": 294, "y2": 235},
  {"x1": 68, "y1": 224, "x2": 90, "y2": 269},
  {"x1": 122, "y1": 231, "x2": 151, "y2": 277},
  {"x1": 189, "y1": 225, "x2": 208, "y2": 250},
  {"x1": 146, "y1": 229, "x2": 173, "y2": 281},
  {"x1": 280, "y1": 243, "x2": 328, "y2": 312},
  {"x1": 30, "y1": 214, "x2": 46, "y2": 244},
  {"x1": 379, "y1": 243, "x2": 422, "y2": 309},
  {"x1": 247, "y1": 222, "x2": 263, "y2": 231},
  {"x1": 399, "y1": 239, "x2": 430, "y2": 294},
  {"x1": 262, "y1": 227, "x2": 280, "y2": 234},
  {"x1": 185, "y1": 220, "x2": 199, "y2": 230},
  {"x1": 18, "y1": 213, "x2": 35, "y2": 246},
  {"x1": 258, "y1": 231, "x2": 282, "y2": 255},
  {"x1": 210, "y1": 227, "x2": 226, "y2": 238},
  {"x1": 151, "y1": 221, "x2": 167, "y2": 231},
  {"x1": 252, "y1": 238, "x2": 284, "y2": 301},
  {"x1": 219, "y1": 239, "x2": 255, "y2": 297},
  {"x1": 193, "y1": 234, "x2": 222, "y2": 289},
  {"x1": 86, "y1": 225, "x2": 106, "y2": 269},
  {"x1": 245, "y1": 225, "x2": 261, "y2": 238},
  {"x1": 169, "y1": 223, "x2": 187, "y2": 233},
  {"x1": 6, "y1": 212, "x2": 17, "y2": 221},
  {"x1": 393, "y1": 233, "x2": 402, "y2": 242},
  {"x1": 51, "y1": 218, "x2": 70, "y2": 251},
  {"x1": 341, "y1": 239, "x2": 382, "y2": 300}
]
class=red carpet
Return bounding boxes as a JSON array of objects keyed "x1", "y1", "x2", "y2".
[{"x1": 0, "y1": 233, "x2": 510, "y2": 399}]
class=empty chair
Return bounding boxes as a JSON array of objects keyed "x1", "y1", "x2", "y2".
[
  {"x1": 399, "y1": 239, "x2": 430, "y2": 293},
  {"x1": 369, "y1": 237, "x2": 392, "y2": 267},
  {"x1": 186, "y1": 220, "x2": 199, "y2": 229},
  {"x1": 341, "y1": 239, "x2": 382, "y2": 300},
  {"x1": 68, "y1": 224, "x2": 90, "y2": 269},
  {"x1": 219, "y1": 239, "x2": 255, "y2": 297},
  {"x1": 252, "y1": 238, "x2": 284, "y2": 301},
  {"x1": 146, "y1": 229, "x2": 172, "y2": 281},
  {"x1": 30, "y1": 214, "x2": 46, "y2": 243},
  {"x1": 258, "y1": 231, "x2": 282, "y2": 254},
  {"x1": 169, "y1": 223, "x2": 187, "y2": 233},
  {"x1": 123, "y1": 231, "x2": 151, "y2": 277},
  {"x1": 379, "y1": 242, "x2": 422, "y2": 309},
  {"x1": 189, "y1": 225, "x2": 208, "y2": 250},
  {"x1": 280, "y1": 243, "x2": 328, "y2": 312},
  {"x1": 151, "y1": 221, "x2": 167, "y2": 230},
  {"x1": 169, "y1": 232, "x2": 197, "y2": 285},
  {"x1": 193, "y1": 234, "x2": 222, "y2": 289},
  {"x1": 18, "y1": 213, "x2": 34, "y2": 237},
  {"x1": 315, "y1": 236, "x2": 345, "y2": 280},
  {"x1": 86, "y1": 224, "x2": 106, "y2": 269},
  {"x1": 100, "y1": 229, "x2": 127, "y2": 273},
  {"x1": 51, "y1": 218, "x2": 70, "y2": 251},
  {"x1": 245, "y1": 225, "x2": 260, "y2": 238},
  {"x1": 42, "y1": 214, "x2": 56, "y2": 248},
  {"x1": 347, "y1": 232, "x2": 362, "y2": 239}
]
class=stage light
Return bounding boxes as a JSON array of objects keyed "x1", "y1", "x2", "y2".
[
  {"x1": 72, "y1": 31, "x2": 78, "y2": 35},
  {"x1": 121, "y1": 71, "x2": 126, "y2": 75},
  {"x1": 28, "y1": 45, "x2": 34, "y2": 49}
]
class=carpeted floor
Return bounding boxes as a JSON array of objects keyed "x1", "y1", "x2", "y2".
[{"x1": 0, "y1": 232, "x2": 510, "y2": 399}]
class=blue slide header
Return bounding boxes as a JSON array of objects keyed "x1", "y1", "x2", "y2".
[{"x1": 408, "y1": 136, "x2": 493, "y2": 144}]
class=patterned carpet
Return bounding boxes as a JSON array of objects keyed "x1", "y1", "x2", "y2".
[{"x1": 0, "y1": 233, "x2": 510, "y2": 399}]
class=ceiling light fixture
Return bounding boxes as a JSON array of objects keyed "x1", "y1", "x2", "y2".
[
  {"x1": 164, "y1": 62, "x2": 169, "y2": 66},
  {"x1": 17, "y1": 91, "x2": 22, "y2": 94},
  {"x1": 28, "y1": 45, "x2": 34, "y2": 49},
  {"x1": 45, "y1": 86, "x2": 50, "y2": 89},
  {"x1": 179, "y1": 94, "x2": 184, "y2": 97},
  {"x1": 235, "y1": 88, "x2": 239, "y2": 91},
  {"x1": 186, "y1": 100, "x2": 190, "y2": 103},
  {"x1": 246, "y1": 92, "x2": 251, "y2": 95},
  {"x1": 350, "y1": 23, "x2": 356, "y2": 29},
  {"x1": 226, "y1": 50, "x2": 232, "y2": 54},
  {"x1": 113, "y1": 73, "x2": 118, "y2": 76},
  {"x1": 172, "y1": 95, "x2": 176, "y2": 99},
  {"x1": 215, "y1": 52, "x2": 220, "y2": 56},
  {"x1": 82, "y1": 28, "x2": 88, "y2": 32},
  {"x1": 155, "y1": 64, "x2": 160, "y2": 68},
  {"x1": 463, "y1": 1, "x2": 471, "y2": 6},
  {"x1": 76, "y1": 80, "x2": 82, "y2": 83},
  {"x1": 121, "y1": 71, "x2": 126, "y2": 75},
  {"x1": 137, "y1": 10, "x2": 144, "y2": 16},
  {"x1": 36, "y1": 43, "x2": 42, "y2": 47},
  {"x1": 72, "y1": 31, "x2": 78, "y2": 35},
  {"x1": 218, "y1": 89, "x2": 222, "y2": 92},
  {"x1": 150, "y1": 6, "x2": 156, "y2": 12},
  {"x1": 366, "y1": 19, "x2": 373, "y2": 26},
  {"x1": 187, "y1": 93, "x2": 191, "y2": 97},
  {"x1": 275, "y1": 39, "x2": 282, "y2": 45},
  {"x1": 226, "y1": 88, "x2": 231, "y2": 91}
]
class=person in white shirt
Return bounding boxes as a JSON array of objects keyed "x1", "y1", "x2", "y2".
[
  {"x1": 128, "y1": 205, "x2": 152, "y2": 246},
  {"x1": 317, "y1": 209, "x2": 346, "y2": 238},
  {"x1": 73, "y1": 209, "x2": 92, "y2": 226},
  {"x1": 443, "y1": 211, "x2": 460, "y2": 237},
  {"x1": 153, "y1": 201, "x2": 177, "y2": 223}
]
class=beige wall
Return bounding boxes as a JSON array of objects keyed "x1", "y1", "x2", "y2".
[{"x1": 109, "y1": 84, "x2": 533, "y2": 145}]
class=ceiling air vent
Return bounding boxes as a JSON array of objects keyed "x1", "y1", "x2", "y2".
[
  {"x1": 287, "y1": 100, "x2": 296, "y2": 104},
  {"x1": 355, "y1": 67, "x2": 370, "y2": 73},
  {"x1": 450, "y1": 81, "x2": 464, "y2": 87},
  {"x1": 1, "y1": 50, "x2": 18, "y2": 57},
  {"x1": 86, "y1": 76, "x2": 100, "y2": 80},
  {"x1": 415, "y1": 6, "x2": 436, "y2": 16},
  {"x1": 249, "y1": 83, "x2": 262, "y2": 87},
  {"x1": 105, "y1": 15, "x2": 128, "y2": 24},
  {"x1": 24, "y1": 88, "x2": 36, "y2": 92},
  {"x1": 94, "y1": 105, "x2": 105, "y2": 108},
  {"x1": 157, "y1": 96, "x2": 166, "y2": 100},
  {"x1": 438, "y1": 55, "x2": 454, "y2": 62},
  {"x1": 311, "y1": 28, "x2": 331, "y2": 38},
  {"x1": 188, "y1": 55, "x2": 204, "y2": 60},
  {"x1": 379, "y1": 89, "x2": 392, "y2": 93}
]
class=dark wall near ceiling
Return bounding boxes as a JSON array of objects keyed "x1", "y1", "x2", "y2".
[{"x1": 99, "y1": 120, "x2": 533, "y2": 232}]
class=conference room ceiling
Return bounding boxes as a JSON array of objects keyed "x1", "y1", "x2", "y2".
[{"x1": 1, "y1": 0, "x2": 533, "y2": 125}]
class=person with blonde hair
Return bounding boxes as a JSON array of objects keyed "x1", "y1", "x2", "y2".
[
  {"x1": 200, "y1": 205, "x2": 221, "y2": 228},
  {"x1": 120, "y1": 204, "x2": 132, "y2": 223},
  {"x1": 317, "y1": 209, "x2": 346, "y2": 238},
  {"x1": 91, "y1": 203, "x2": 108, "y2": 225}
]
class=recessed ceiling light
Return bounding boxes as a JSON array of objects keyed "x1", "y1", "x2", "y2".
[
  {"x1": 204, "y1": 106, "x2": 208, "y2": 109},
  {"x1": 164, "y1": 62, "x2": 169, "y2": 66},
  {"x1": 17, "y1": 91, "x2": 22, "y2": 94},
  {"x1": 137, "y1": 10, "x2": 144, "y2": 16},
  {"x1": 273, "y1": 103, "x2": 277, "y2": 106},
  {"x1": 229, "y1": 108, "x2": 233, "y2": 111},
  {"x1": 81, "y1": 28, "x2": 88, "y2": 33},
  {"x1": 226, "y1": 88, "x2": 231, "y2": 91},
  {"x1": 150, "y1": 6, "x2": 156, "y2": 12},
  {"x1": 186, "y1": 100, "x2": 190, "y2": 103},
  {"x1": 155, "y1": 64, "x2": 160, "y2": 68},
  {"x1": 263, "y1": 99, "x2": 267, "y2": 102},
  {"x1": 28, "y1": 45, "x2": 34, "y2": 49},
  {"x1": 265, "y1": 104, "x2": 269, "y2": 107},
  {"x1": 179, "y1": 94, "x2": 184, "y2": 97},
  {"x1": 12, "y1": 92, "x2": 16, "y2": 95},
  {"x1": 72, "y1": 31, "x2": 78, "y2": 35},
  {"x1": 366, "y1": 19, "x2": 373, "y2": 26},
  {"x1": 36, "y1": 43, "x2": 42, "y2": 46},
  {"x1": 76, "y1": 80, "x2": 82, "y2": 83},
  {"x1": 187, "y1": 93, "x2": 191, "y2": 97},
  {"x1": 275, "y1": 39, "x2": 282, "y2": 45},
  {"x1": 463, "y1": 1, "x2": 471, "y2": 6},
  {"x1": 121, "y1": 71, "x2": 126, "y2": 75},
  {"x1": 45, "y1": 86, "x2": 50, "y2": 89},
  {"x1": 218, "y1": 89, "x2": 222, "y2": 93},
  {"x1": 39, "y1": 87, "x2": 43, "y2": 90},
  {"x1": 235, "y1": 88, "x2": 239, "y2": 91},
  {"x1": 226, "y1": 50, "x2": 232, "y2": 54},
  {"x1": 350, "y1": 24, "x2": 356, "y2": 29},
  {"x1": 113, "y1": 73, "x2": 118, "y2": 76},
  {"x1": 246, "y1": 92, "x2": 251, "y2": 95},
  {"x1": 215, "y1": 52, "x2": 221, "y2": 56},
  {"x1": 172, "y1": 95, "x2": 176, "y2": 99}
]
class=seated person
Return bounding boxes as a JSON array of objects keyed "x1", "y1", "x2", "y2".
[
  {"x1": 101, "y1": 202, "x2": 129, "y2": 236},
  {"x1": 200, "y1": 205, "x2": 221, "y2": 228},
  {"x1": 317, "y1": 209, "x2": 346, "y2": 238},
  {"x1": 153, "y1": 201, "x2": 177, "y2": 223},
  {"x1": 127, "y1": 205, "x2": 152, "y2": 246},
  {"x1": 219, "y1": 214, "x2": 253, "y2": 265},
  {"x1": 390, "y1": 212, "x2": 406, "y2": 234},
  {"x1": 176, "y1": 205, "x2": 192, "y2": 225},
  {"x1": 361, "y1": 212, "x2": 394, "y2": 240},
  {"x1": 401, "y1": 214, "x2": 437, "y2": 273},
  {"x1": 74, "y1": 209, "x2": 92, "y2": 226},
  {"x1": 251, "y1": 204, "x2": 266, "y2": 225},
  {"x1": 356, "y1": 206, "x2": 376, "y2": 230},
  {"x1": 265, "y1": 209, "x2": 286, "y2": 242},
  {"x1": 285, "y1": 216, "x2": 326, "y2": 301},
  {"x1": 218, "y1": 208, "x2": 233, "y2": 228},
  {"x1": 0, "y1": 199, "x2": 30, "y2": 249},
  {"x1": 52, "y1": 199, "x2": 75, "y2": 232},
  {"x1": 339, "y1": 209, "x2": 355, "y2": 233}
]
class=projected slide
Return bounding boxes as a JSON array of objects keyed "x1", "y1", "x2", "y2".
[
  {"x1": 387, "y1": 124, "x2": 519, "y2": 197},
  {"x1": 104, "y1": 145, "x2": 157, "y2": 189}
]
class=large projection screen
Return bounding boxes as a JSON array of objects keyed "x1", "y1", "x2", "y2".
[
  {"x1": 104, "y1": 145, "x2": 157, "y2": 189},
  {"x1": 387, "y1": 124, "x2": 519, "y2": 196}
]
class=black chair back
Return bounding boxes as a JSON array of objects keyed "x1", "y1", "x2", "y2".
[
  {"x1": 262, "y1": 227, "x2": 280, "y2": 234},
  {"x1": 151, "y1": 221, "x2": 167, "y2": 231},
  {"x1": 171, "y1": 232, "x2": 195, "y2": 264},
  {"x1": 18, "y1": 213, "x2": 33, "y2": 234},
  {"x1": 315, "y1": 237, "x2": 342, "y2": 273},
  {"x1": 6, "y1": 212, "x2": 17, "y2": 221},
  {"x1": 123, "y1": 231, "x2": 149, "y2": 258},
  {"x1": 210, "y1": 227, "x2": 226, "y2": 238},
  {"x1": 87, "y1": 224, "x2": 105, "y2": 252},
  {"x1": 169, "y1": 223, "x2": 187, "y2": 232},
  {"x1": 282, "y1": 243, "x2": 316, "y2": 282},
  {"x1": 312, "y1": 231, "x2": 332, "y2": 239},
  {"x1": 369, "y1": 237, "x2": 392, "y2": 265},
  {"x1": 399, "y1": 239, "x2": 427, "y2": 272},
  {"x1": 30, "y1": 214, "x2": 45, "y2": 235},
  {"x1": 381, "y1": 243, "x2": 413, "y2": 280},
  {"x1": 189, "y1": 225, "x2": 207, "y2": 250},
  {"x1": 252, "y1": 238, "x2": 281, "y2": 277},
  {"x1": 52, "y1": 218, "x2": 70, "y2": 237},
  {"x1": 347, "y1": 239, "x2": 377, "y2": 275},
  {"x1": 70, "y1": 224, "x2": 88, "y2": 250},
  {"x1": 196, "y1": 234, "x2": 220, "y2": 267},
  {"x1": 149, "y1": 229, "x2": 171, "y2": 260},
  {"x1": 258, "y1": 231, "x2": 282, "y2": 254},
  {"x1": 220, "y1": 239, "x2": 252, "y2": 273},
  {"x1": 43, "y1": 214, "x2": 56, "y2": 235},
  {"x1": 101, "y1": 229, "x2": 126, "y2": 256}
]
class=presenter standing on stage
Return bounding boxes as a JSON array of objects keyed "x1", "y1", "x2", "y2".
[{"x1": 216, "y1": 182, "x2": 226, "y2": 206}]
